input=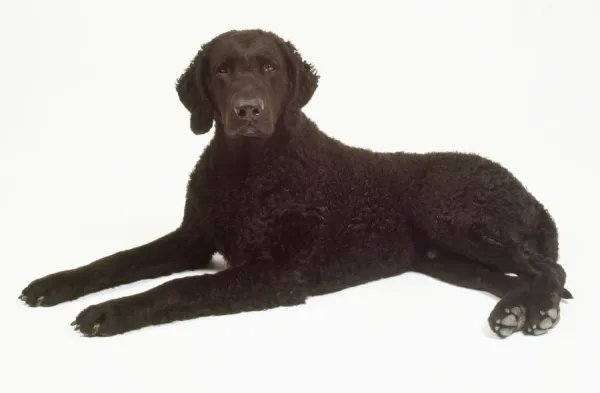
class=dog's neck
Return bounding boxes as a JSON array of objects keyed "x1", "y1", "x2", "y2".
[{"x1": 209, "y1": 114, "x2": 301, "y2": 181}]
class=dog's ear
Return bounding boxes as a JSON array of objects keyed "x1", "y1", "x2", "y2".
[
  {"x1": 282, "y1": 40, "x2": 319, "y2": 109},
  {"x1": 176, "y1": 49, "x2": 214, "y2": 135}
]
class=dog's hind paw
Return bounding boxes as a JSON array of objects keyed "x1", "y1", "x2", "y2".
[
  {"x1": 524, "y1": 308, "x2": 559, "y2": 335},
  {"x1": 488, "y1": 305, "x2": 526, "y2": 338},
  {"x1": 489, "y1": 290, "x2": 563, "y2": 338},
  {"x1": 522, "y1": 293, "x2": 561, "y2": 336}
]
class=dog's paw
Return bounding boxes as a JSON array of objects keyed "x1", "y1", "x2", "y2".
[
  {"x1": 72, "y1": 301, "x2": 138, "y2": 337},
  {"x1": 19, "y1": 272, "x2": 83, "y2": 307},
  {"x1": 488, "y1": 305, "x2": 526, "y2": 338},
  {"x1": 522, "y1": 292, "x2": 561, "y2": 336},
  {"x1": 489, "y1": 290, "x2": 562, "y2": 338},
  {"x1": 523, "y1": 308, "x2": 560, "y2": 336}
]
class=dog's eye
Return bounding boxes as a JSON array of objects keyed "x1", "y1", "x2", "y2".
[
  {"x1": 216, "y1": 66, "x2": 230, "y2": 75},
  {"x1": 263, "y1": 63, "x2": 276, "y2": 72}
]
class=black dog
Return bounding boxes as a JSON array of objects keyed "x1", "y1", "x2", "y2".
[{"x1": 19, "y1": 29, "x2": 571, "y2": 338}]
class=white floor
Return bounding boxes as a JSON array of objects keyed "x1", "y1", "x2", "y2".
[{"x1": 1, "y1": 1, "x2": 598, "y2": 392}]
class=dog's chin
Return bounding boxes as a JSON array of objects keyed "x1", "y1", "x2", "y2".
[{"x1": 226, "y1": 124, "x2": 273, "y2": 140}]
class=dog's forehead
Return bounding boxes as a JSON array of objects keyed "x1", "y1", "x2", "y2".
[{"x1": 211, "y1": 32, "x2": 283, "y2": 62}]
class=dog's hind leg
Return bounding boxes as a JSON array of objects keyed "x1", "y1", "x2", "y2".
[
  {"x1": 412, "y1": 250, "x2": 573, "y2": 300},
  {"x1": 414, "y1": 200, "x2": 569, "y2": 338},
  {"x1": 464, "y1": 224, "x2": 569, "y2": 338},
  {"x1": 424, "y1": 221, "x2": 568, "y2": 338},
  {"x1": 19, "y1": 229, "x2": 216, "y2": 307},
  {"x1": 486, "y1": 247, "x2": 569, "y2": 338}
]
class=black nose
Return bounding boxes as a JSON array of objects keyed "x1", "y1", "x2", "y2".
[{"x1": 234, "y1": 97, "x2": 264, "y2": 120}]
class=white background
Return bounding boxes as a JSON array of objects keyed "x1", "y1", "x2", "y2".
[{"x1": 1, "y1": 0, "x2": 598, "y2": 392}]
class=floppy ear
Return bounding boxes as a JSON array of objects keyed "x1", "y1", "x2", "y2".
[
  {"x1": 283, "y1": 40, "x2": 319, "y2": 109},
  {"x1": 175, "y1": 49, "x2": 214, "y2": 135}
]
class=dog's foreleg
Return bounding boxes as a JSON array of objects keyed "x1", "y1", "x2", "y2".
[
  {"x1": 71, "y1": 260, "x2": 309, "y2": 336},
  {"x1": 20, "y1": 230, "x2": 215, "y2": 307}
]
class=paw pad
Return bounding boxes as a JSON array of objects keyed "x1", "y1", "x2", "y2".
[
  {"x1": 490, "y1": 306, "x2": 526, "y2": 338},
  {"x1": 526, "y1": 307, "x2": 559, "y2": 336}
]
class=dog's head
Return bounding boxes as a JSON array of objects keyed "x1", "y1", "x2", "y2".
[{"x1": 176, "y1": 29, "x2": 319, "y2": 140}]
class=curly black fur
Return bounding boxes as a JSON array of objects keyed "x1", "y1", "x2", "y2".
[{"x1": 19, "y1": 29, "x2": 571, "y2": 339}]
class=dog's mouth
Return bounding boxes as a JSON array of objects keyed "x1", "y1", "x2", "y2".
[
  {"x1": 239, "y1": 125, "x2": 261, "y2": 137},
  {"x1": 229, "y1": 123, "x2": 271, "y2": 139}
]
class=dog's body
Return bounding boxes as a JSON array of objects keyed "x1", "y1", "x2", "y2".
[{"x1": 20, "y1": 29, "x2": 570, "y2": 338}]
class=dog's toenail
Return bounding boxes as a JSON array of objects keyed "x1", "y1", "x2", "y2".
[
  {"x1": 19, "y1": 294, "x2": 27, "y2": 301},
  {"x1": 496, "y1": 319, "x2": 501, "y2": 324},
  {"x1": 494, "y1": 326, "x2": 500, "y2": 331},
  {"x1": 92, "y1": 324, "x2": 100, "y2": 335},
  {"x1": 504, "y1": 308, "x2": 510, "y2": 313},
  {"x1": 36, "y1": 296, "x2": 44, "y2": 306},
  {"x1": 540, "y1": 310, "x2": 545, "y2": 315}
]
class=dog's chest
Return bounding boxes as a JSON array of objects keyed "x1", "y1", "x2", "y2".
[{"x1": 207, "y1": 180, "x2": 297, "y2": 264}]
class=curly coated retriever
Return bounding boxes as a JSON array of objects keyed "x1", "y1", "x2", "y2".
[{"x1": 19, "y1": 29, "x2": 572, "y2": 338}]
